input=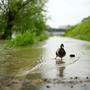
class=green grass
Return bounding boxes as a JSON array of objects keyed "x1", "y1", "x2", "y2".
[
  {"x1": 9, "y1": 31, "x2": 48, "y2": 47},
  {"x1": 65, "y1": 17, "x2": 90, "y2": 41}
]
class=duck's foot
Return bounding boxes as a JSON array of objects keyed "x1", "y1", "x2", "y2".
[
  {"x1": 56, "y1": 60, "x2": 65, "y2": 64},
  {"x1": 60, "y1": 60, "x2": 65, "y2": 63}
]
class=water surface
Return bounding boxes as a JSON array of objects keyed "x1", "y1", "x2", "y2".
[{"x1": 0, "y1": 36, "x2": 90, "y2": 90}]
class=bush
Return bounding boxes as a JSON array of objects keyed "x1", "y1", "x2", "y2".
[
  {"x1": 9, "y1": 32, "x2": 36, "y2": 47},
  {"x1": 37, "y1": 33, "x2": 48, "y2": 41},
  {"x1": 9, "y1": 31, "x2": 48, "y2": 47}
]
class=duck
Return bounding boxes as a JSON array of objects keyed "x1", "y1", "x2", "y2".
[{"x1": 55, "y1": 44, "x2": 66, "y2": 61}]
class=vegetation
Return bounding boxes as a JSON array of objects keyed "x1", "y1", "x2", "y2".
[
  {"x1": 9, "y1": 31, "x2": 48, "y2": 47},
  {"x1": 0, "y1": 0, "x2": 48, "y2": 46},
  {"x1": 65, "y1": 16, "x2": 90, "y2": 41}
]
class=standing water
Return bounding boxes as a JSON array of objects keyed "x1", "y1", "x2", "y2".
[{"x1": 0, "y1": 36, "x2": 90, "y2": 90}]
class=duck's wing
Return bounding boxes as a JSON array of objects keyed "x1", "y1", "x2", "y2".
[
  {"x1": 59, "y1": 48, "x2": 66, "y2": 56},
  {"x1": 56, "y1": 48, "x2": 60, "y2": 56}
]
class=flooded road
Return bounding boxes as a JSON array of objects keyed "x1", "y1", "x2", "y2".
[{"x1": 0, "y1": 36, "x2": 90, "y2": 90}]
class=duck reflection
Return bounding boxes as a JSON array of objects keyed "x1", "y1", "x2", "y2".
[
  {"x1": 58, "y1": 66, "x2": 65, "y2": 77},
  {"x1": 56, "y1": 61, "x2": 65, "y2": 78}
]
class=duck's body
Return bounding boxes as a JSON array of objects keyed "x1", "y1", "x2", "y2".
[{"x1": 56, "y1": 44, "x2": 66, "y2": 61}]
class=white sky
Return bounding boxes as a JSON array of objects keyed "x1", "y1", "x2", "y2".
[{"x1": 46, "y1": 0, "x2": 90, "y2": 28}]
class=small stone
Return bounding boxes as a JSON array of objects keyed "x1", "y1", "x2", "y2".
[
  {"x1": 80, "y1": 81, "x2": 82, "y2": 83},
  {"x1": 43, "y1": 79, "x2": 50, "y2": 83},
  {"x1": 84, "y1": 84, "x2": 87, "y2": 86},
  {"x1": 74, "y1": 77, "x2": 78, "y2": 79},
  {"x1": 70, "y1": 77, "x2": 73, "y2": 79},
  {"x1": 71, "y1": 86, "x2": 73, "y2": 88},
  {"x1": 10, "y1": 80, "x2": 20, "y2": 84},
  {"x1": 53, "y1": 78, "x2": 57, "y2": 81},
  {"x1": 46, "y1": 85, "x2": 50, "y2": 88},
  {"x1": 61, "y1": 81, "x2": 65, "y2": 83},
  {"x1": 43, "y1": 79, "x2": 48, "y2": 82},
  {"x1": 86, "y1": 77, "x2": 89, "y2": 79}
]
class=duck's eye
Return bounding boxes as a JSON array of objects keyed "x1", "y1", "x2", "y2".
[{"x1": 61, "y1": 44, "x2": 64, "y2": 47}]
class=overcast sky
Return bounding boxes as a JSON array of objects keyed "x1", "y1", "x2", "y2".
[{"x1": 46, "y1": 0, "x2": 90, "y2": 28}]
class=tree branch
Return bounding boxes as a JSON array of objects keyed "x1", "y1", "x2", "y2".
[
  {"x1": 13, "y1": 0, "x2": 32, "y2": 18},
  {"x1": 16, "y1": 0, "x2": 32, "y2": 10},
  {"x1": 0, "y1": 0, "x2": 7, "y2": 13},
  {"x1": 0, "y1": 4, "x2": 5, "y2": 11}
]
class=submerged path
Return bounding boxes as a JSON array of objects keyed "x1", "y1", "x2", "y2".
[
  {"x1": 0, "y1": 36, "x2": 90, "y2": 90},
  {"x1": 17, "y1": 36, "x2": 90, "y2": 90},
  {"x1": 22, "y1": 36, "x2": 90, "y2": 78}
]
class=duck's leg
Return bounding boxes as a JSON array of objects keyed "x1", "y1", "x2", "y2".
[{"x1": 61, "y1": 58, "x2": 62, "y2": 61}]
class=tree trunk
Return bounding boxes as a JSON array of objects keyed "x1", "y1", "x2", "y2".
[
  {"x1": 2, "y1": 23, "x2": 12, "y2": 39},
  {"x1": 2, "y1": 11, "x2": 14, "y2": 39}
]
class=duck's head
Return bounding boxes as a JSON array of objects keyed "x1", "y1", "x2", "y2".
[{"x1": 60, "y1": 43, "x2": 64, "y2": 48}]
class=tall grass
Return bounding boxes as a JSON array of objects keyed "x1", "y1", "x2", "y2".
[
  {"x1": 9, "y1": 31, "x2": 48, "y2": 47},
  {"x1": 65, "y1": 17, "x2": 90, "y2": 41}
]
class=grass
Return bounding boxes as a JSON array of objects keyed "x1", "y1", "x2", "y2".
[
  {"x1": 8, "y1": 31, "x2": 48, "y2": 47},
  {"x1": 65, "y1": 17, "x2": 90, "y2": 41}
]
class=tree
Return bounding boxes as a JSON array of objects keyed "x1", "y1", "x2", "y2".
[{"x1": 0, "y1": 0, "x2": 47, "y2": 39}]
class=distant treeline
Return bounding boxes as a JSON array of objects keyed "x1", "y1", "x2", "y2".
[{"x1": 47, "y1": 28, "x2": 67, "y2": 32}]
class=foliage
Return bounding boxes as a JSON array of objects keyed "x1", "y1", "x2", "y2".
[
  {"x1": 37, "y1": 33, "x2": 48, "y2": 41},
  {"x1": 9, "y1": 31, "x2": 48, "y2": 47},
  {"x1": 65, "y1": 17, "x2": 90, "y2": 41},
  {"x1": 0, "y1": 0, "x2": 47, "y2": 39}
]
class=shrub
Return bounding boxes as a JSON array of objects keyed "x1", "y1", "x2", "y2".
[{"x1": 9, "y1": 31, "x2": 48, "y2": 47}]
